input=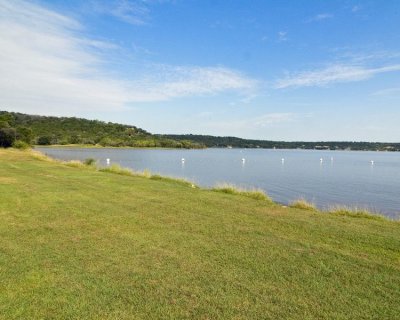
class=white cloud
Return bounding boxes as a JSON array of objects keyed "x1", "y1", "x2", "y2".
[
  {"x1": 0, "y1": 0, "x2": 257, "y2": 116},
  {"x1": 275, "y1": 64, "x2": 400, "y2": 89},
  {"x1": 307, "y1": 13, "x2": 333, "y2": 22},
  {"x1": 153, "y1": 66, "x2": 257, "y2": 99},
  {"x1": 90, "y1": 0, "x2": 176, "y2": 26}
]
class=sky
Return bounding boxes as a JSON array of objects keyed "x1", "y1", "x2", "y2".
[{"x1": 1, "y1": 0, "x2": 400, "y2": 141}]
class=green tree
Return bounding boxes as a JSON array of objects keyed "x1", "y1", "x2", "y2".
[
  {"x1": 16, "y1": 127, "x2": 34, "y2": 144},
  {"x1": 0, "y1": 128, "x2": 16, "y2": 148},
  {"x1": 0, "y1": 113, "x2": 15, "y2": 126},
  {"x1": 0, "y1": 121, "x2": 10, "y2": 129},
  {"x1": 37, "y1": 136, "x2": 52, "y2": 145}
]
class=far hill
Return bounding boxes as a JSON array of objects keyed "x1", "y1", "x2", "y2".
[
  {"x1": 160, "y1": 134, "x2": 400, "y2": 151},
  {"x1": 1, "y1": 110, "x2": 399, "y2": 151},
  {"x1": 0, "y1": 111, "x2": 204, "y2": 148}
]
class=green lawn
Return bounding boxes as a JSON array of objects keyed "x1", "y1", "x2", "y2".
[{"x1": 0, "y1": 149, "x2": 399, "y2": 319}]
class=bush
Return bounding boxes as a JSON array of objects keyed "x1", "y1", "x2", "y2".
[
  {"x1": 0, "y1": 127, "x2": 16, "y2": 148},
  {"x1": 13, "y1": 140, "x2": 30, "y2": 150},
  {"x1": 37, "y1": 136, "x2": 52, "y2": 145},
  {"x1": 16, "y1": 127, "x2": 34, "y2": 144}
]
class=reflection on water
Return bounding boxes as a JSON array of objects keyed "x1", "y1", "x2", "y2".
[{"x1": 36, "y1": 147, "x2": 400, "y2": 218}]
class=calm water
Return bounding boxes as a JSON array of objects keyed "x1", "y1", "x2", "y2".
[{"x1": 36, "y1": 147, "x2": 400, "y2": 219}]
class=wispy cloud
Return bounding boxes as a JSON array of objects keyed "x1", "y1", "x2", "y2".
[
  {"x1": 0, "y1": 0, "x2": 257, "y2": 116},
  {"x1": 207, "y1": 113, "x2": 301, "y2": 131},
  {"x1": 275, "y1": 64, "x2": 400, "y2": 89},
  {"x1": 91, "y1": 0, "x2": 150, "y2": 25},
  {"x1": 371, "y1": 87, "x2": 400, "y2": 97},
  {"x1": 306, "y1": 13, "x2": 333, "y2": 22},
  {"x1": 130, "y1": 65, "x2": 258, "y2": 101},
  {"x1": 90, "y1": 0, "x2": 176, "y2": 26},
  {"x1": 278, "y1": 31, "x2": 288, "y2": 42}
]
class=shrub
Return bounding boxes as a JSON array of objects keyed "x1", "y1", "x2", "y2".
[
  {"x1": 37, "y1": 136, "x2": 52, "y2": 145},
  {"x1": 12, "y1": 140, "x2": 30, "y2": 150},
  {"x1": 0, "y1": 127, "x2": 16, "y2": 148},
  {"x1": 16, "y1": 127, "x2": 34, "y2": 144}
]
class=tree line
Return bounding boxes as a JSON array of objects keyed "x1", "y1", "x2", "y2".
[
  {"x1": 2, "y1": 111, "x2": 399, "y2": 151},
  {"x1": 160, "y1": 134, "x2": 400, "y2": 151},
  {"x1": 0, "y1": 111, "x2": 205, "y2": 149}
]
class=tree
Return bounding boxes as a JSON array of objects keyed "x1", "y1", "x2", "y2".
[
  {"x1": 37, "y1": 136, "x2": 52, "y2": 145},
  {"x1": 0, "y1": 113, "x2": 15, "y2": 126},
  {"x1": 0, "y1": 128, "x2": 16, "y2": 148},
  {"x1": 0, "y1": 121, "x2": 10, "y2": 129},
  {"x1": 16, "y1": 126, "x2": 34, "y2": 144}
]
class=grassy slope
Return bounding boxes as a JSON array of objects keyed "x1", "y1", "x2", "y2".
[{"x1": 0, "y1": 149, "x2": 399, "y2": 319}]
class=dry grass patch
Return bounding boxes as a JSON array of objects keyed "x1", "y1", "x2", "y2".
[
  {"x1": 328, "y1": 205, "x2": 388, "y2": 221},
  {"x1": 290, "y1": 198, "x2": 317, "y2": 211},
  {"x1": 212, "y1": 183, "x2": 272, "y2": 202}
]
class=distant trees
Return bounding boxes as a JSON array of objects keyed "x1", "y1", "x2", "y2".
[
  {"x1": 0, "y1": 111, "x2": 205, "y2": 149},
  {"x1": 161, "y1": 134, "x2": 400, "y2": 151}
]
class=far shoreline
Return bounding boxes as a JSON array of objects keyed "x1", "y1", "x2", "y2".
[{"x1": 34, "y1": 144, "x2": 400, "y2": 152}]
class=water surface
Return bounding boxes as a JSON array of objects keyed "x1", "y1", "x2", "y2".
[{"x1": 36, "y1": 147, "x2": 400, "y2": 218}]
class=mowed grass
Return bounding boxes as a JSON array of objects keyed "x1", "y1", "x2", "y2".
[{"x1": 0, "y1": 149, "x2": 399, "y2": 319}]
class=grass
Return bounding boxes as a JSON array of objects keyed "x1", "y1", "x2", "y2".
[
  {"x1": 328, "y1": 205, "x2": 387, "y2": 221},
  {"x1": 290, "y1": 198, "x2": 317, "y2": 211},
  {"x1": 99, "y1": 163, "x2": 197, "y2": 188},
  {"x1": 212, "y1": 183, "x2": 273, "y2": 202},
  {"x1": 0, "y1": 148, "x2": 400, "y2": 319},
  {"x1": 99, "y1": 163, "x2": 135, "y2": 176}
]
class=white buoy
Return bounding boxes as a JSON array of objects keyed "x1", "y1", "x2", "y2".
[
  {"x1": 320, "y1": 158, "x2": 323, "y2": 163},
  {"x1": 181, "y1": 158, "x2": 185, "y2": 163},
  {"x1": 106, "y1": 158, "x2": 110, "y2": 165},
  {"x1": 281, "y1": 158, "x2": 285, "y2": 163},
  {"x1": 370, "y1": 160, "x2": 374, "y2": 165},
  {"x1": 242, "y1": 158, "x2": 246, "y2": 163}
]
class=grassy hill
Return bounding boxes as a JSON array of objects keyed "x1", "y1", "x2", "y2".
[
  {"x1": 0, "y1": 111, "x2": 204, "y2": 148},
  {"x1": 0, "y1": 149, "x2": 399, "y2": 319}
]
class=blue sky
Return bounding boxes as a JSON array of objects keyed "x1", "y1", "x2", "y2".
[{"x1": 1, "y1": 0, "x2": 400, "y2": 141}]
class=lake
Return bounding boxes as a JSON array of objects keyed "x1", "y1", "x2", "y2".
[{"x1": 35, "y1": 147, "x2": 400, "y2": 219}]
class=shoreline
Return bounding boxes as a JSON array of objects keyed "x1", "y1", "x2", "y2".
[
  {"x1": 33, "y1": 144, "x2": 400, "y2": 153},
  {"x1": 28, "y1": 148, "x2": 397, "y2": 221}
]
